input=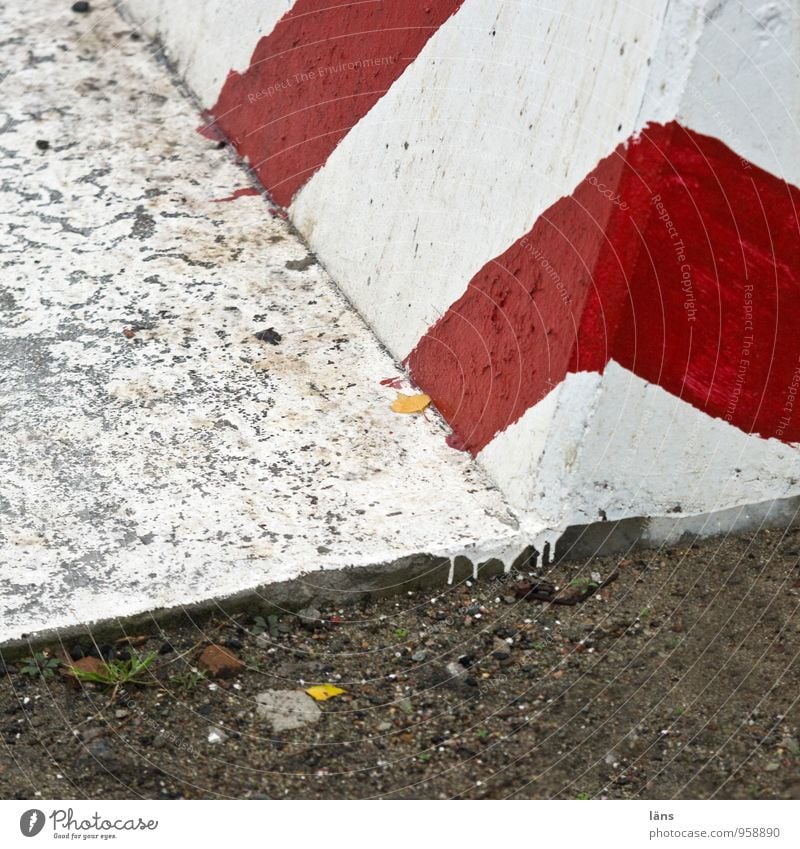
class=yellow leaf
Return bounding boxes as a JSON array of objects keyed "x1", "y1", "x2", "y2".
[
  {"x1": 390, "y1": 392, "x2": 430, "y2": 414},
  {"x1": 306, "y1": 684, "x2": 346, "y2": 701}
]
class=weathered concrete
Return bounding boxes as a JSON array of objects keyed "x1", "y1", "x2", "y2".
[
  {"x1": 122, "y1": 0, "x2": 800, "y2": 548},
  {"x1": 0, "y1": 0, "x2": 526, "y2": 646}
]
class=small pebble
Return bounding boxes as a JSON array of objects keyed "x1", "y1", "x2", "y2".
[
  {"x1": 254, "y1": 327, "x2": 281, "y2": 345},
  {"x1": 296, "y1": 607, "x2": 323, "y2": 631},
  {"x1": 207, "y1": 726, "x2": 227, "y2": 745}
]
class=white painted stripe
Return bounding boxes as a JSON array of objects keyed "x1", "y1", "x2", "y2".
[
  {"x1": 289, "y1": 0, "x2": 670, "y2": 360},
  {"x1": 477, "y1": 372, "x2": 603, "y2": 523},
  {"x1": 481, "y1": 362, "x2": 800, "y2": 528},
  {"x1": 640, "y1": 0, "x2": 800, "y2": 184},
  {"x1": 124, "y1": 0, "x2": 291, "y2": 105}
]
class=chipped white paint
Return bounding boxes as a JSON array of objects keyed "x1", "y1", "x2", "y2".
[
  {"x1": 0, "y1": 0, "x2": 527, "y2": 645},
  {"x1": 637, "y1": 0, "x2": 800, "y2": 183}
]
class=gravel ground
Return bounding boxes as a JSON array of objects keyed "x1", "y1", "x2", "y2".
[{"x1": 2, "y1": 526, "x2": 800, "y2": 800}]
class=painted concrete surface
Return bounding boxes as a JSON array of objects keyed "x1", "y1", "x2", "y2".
[
  {"x1": 483, "y1": 364, "x2": 800, "y2": 524},
  {"x1": 203, "y1": 0, "x2": 467, "y2": 208},
  {"x1": 650, "y1": 0, "x2": 800, "y2": 185},
  {"x1": 120, "y1": 0, "x2": 800, "y2": 548},
  {"x1": 0, "y1": 0, "x2": 526, "y2": 645},
  {"x1": 118, "y1": 0, "x2": 292, "y2": 106},
  {"x1": 288, "y1": 0, "x2": 669, "y2": 359}
]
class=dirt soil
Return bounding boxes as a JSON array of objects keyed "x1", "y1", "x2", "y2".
[{"x1": 2, "y1": 526, "x2": 800, "y2": 800}]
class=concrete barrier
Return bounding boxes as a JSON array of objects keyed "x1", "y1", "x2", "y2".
[{"x1": 125, "y1": 0, "x2": 800, "y2": 546}]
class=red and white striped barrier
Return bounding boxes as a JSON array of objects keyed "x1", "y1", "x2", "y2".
[{"x1": 125, "y1": 0, "x2": 800, "y2": 546}]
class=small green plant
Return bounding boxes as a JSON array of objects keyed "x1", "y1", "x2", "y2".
[
  {"x1": 638, "y1": 607, "x2": 652, "y2": 620},
  {"x1": 19, "y1": 652, "x2": 61, "y2": 679},
  {"x1": 417, "y1": 752, "x2": 432, "y2": 763},
  {"x1": 576, "y1": 792, "x2": 590, "y2": 800},
  {"x1": 71, "y1": 651, "x2": 157, "y2": 692},
  {"x1": 170, "y1": 668, "x2": 208, "y2": 691},
  {"x1": 476, "y1": 728, "x2": 490, "y2": 742},
  {"x1": 395, "y1": 628, "x2": 409, "y2": 639},
  {"x1": 569, "y1": 577, "x2": 599, "y2": 591}
]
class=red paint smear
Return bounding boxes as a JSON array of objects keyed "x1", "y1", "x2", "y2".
[
  {"x1": 380, "y1": 376, "x2": 404, "y2": 389},
  {"x1": 408, "y1": 121, "x2": 800, "y2": 453},
  {"x1": 207, "y1": 0, "x2": 464, "y2": 207},
  {"x1": 445, "y1": 432, "x2": 468, "y2": 452},
  {"x1": 212, "y1": 187, "x2": 262, "y2": 203}
]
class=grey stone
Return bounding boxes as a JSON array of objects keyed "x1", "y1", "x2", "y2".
[
  {"x1": 255, "y1": 690, "x2": 321, "y2": 732},
  {"x1": 297, "y1": 607, "x2": 323, "y2": 630},
  {"x1": 445, "y1": 661, "x2": 468, "y2": 680},
  {"x1": 492, "y1": 637, "x2": 511, "y2": 660}
]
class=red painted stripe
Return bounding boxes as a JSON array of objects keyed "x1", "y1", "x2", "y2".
[
  {"x1": 207, "y1": 0, "x2": 464, "y2": 207},
  {"x1": 407, "y1": 122, "x2": 800, "y2": 454}
]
